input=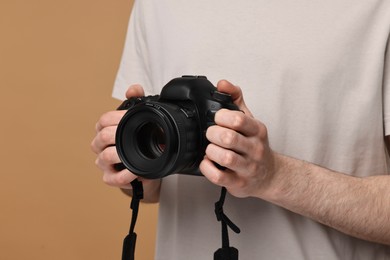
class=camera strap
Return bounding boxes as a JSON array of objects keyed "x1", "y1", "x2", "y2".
[
  {"x1": 122, "y1": 179, "x2": 143, "y2": 260},
  {"x1": 121, "y1": 182, "x2": 240, "y2": 260},
  {"x1": 214, "y1": 187, "x2": 240, "y2": 260}
]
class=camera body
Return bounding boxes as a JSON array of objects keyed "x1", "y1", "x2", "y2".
[{"x1": 116, "y1": 76, "x2": 238, "y2": 179}]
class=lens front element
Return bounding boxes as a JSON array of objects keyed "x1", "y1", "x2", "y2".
[{"x1": 137, "y1": 122, "x2": 166, "y2": 159}]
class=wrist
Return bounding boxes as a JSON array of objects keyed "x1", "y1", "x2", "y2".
[{"x1": 256, "y1": 152, "x2": 305, "y2": 204}]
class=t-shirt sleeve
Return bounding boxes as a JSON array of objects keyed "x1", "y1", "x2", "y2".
[
  {"x1": 383, "y1": 35, "x2": 390, "y2": 136},
  {"x1": 112, "y1": 0, "x2": 153, "y2": 100}
]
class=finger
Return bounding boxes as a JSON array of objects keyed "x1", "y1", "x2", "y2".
[
  {"x1": 216, "y1": 80, "x2": 243, "y2": 104},
  {"x1": 125, "y1": 84, "x2": 145, "y2": 99},
  {"x1": 199, "y1": 157, "x2": 238, "y2": 187},
  {"x1": 216, "y1": 80, "x2": 252, "y2": 116},
  {"x1": 95, "y1": 110, "x2": 126, "y2": 132},
  {"x1": 206, "y1": 125, "x2": 254, "y2": 154},
  {"x1": 215, "y1": 109, "x2": 262, "y2": 137},
  {"x1": 95, "y1": 146, "x2": 121, "y2": 169},
  {"x1": 205, "y1": 143, "x2": 248, "y2": 173},
  {"x1": 102, "y1": 169, "x2": 136, "y2": 189},
  {"x1": 91, "y1": 126, "x2": 117, "y2": 154}
]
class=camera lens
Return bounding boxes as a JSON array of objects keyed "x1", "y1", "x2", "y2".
[
  {"x1": 137, "y1": 122, "x2": 166, "y2": 159},
  {"x1": 116, "y1": 101, "x2": 199, "y2": 179}
]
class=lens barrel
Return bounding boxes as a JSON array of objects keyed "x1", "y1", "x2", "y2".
[{"x1": 116, "y1": 101, "x2": 199, "y2": 179}]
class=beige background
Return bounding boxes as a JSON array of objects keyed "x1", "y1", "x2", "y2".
[{"x1": 0, "y1": 0, "x2": 158, "y2": 259}]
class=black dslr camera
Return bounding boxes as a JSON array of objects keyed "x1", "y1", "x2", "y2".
[{"x1": 115, "y1": 76, "x2": 238, "y2": 179}]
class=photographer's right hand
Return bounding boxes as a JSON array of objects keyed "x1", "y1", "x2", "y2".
[
  {"x1": 91, "y1": 85, "x2": 161, "y2": 202},
  {"x1": 91, "y1": 85, "x2": 144, "y2": 189},
  {"x1": 91, "y1": 85, "x2": 145, "y2": 189},
  {"x1": 91, "y1": 109, "x2": 135, "y2": 189}
]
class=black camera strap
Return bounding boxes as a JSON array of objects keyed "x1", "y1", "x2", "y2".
[
  {"x1": 121, "y1": 182, "x2": 240, "y2": 260},
  {"x1": 122, "y1": 179, "x2": 143, "y2": 260},
  {"x1": 214, "y1": 187, "x2": 240, "y2": 260}
]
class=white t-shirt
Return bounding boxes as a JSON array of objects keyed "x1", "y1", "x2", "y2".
[{"x1": 113, "y1": 0, "x2": 390, "y2": 259}]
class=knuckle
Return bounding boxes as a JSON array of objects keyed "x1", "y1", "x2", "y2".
[
  {"x1": 247, "y1": 162, "x2": 259, "y2": 175},
  {"x1": 101, "y1": 111, "x2": 113, "y2": 123},
  {"x1": 102, "y1": 174, "x2": 111, "y2": 185},
  {"x1": 209, "y1": 171, "x2": 223, "y2": 184},
  {"x1": 258, "y1": 122, "x2": 268, "y2": 139},
  {"x1": 99, "y1": 128, "x2": 113, "y2": 144},
  {"x1": 231, "y1": 113, "x2": 245, "y2": 128},
  {"x1": 100, "y1": 148, "x2": 115, "y2": 164},
  {"x1": 235, "y1": 178, "x2": 247, "y2": 190},
  {"x1": 221, "y1": 150, "x2": 237, "y2": 167},
  {"x1": 95, "y1": 156, "x2": 108, "y2": 170},
  {"x1": 94, "y1": 158, "x2": 100, "y2": 167},
  {"x1": 97, "y1": 113, "x2": 109, "y2": 129},
  {"x1": 90, "y1": 140, "x2": 98, "y2": 153},
  {"x1": 220, "y1": 130, "x2": 238, "y2": 147},
  {"x1": 253, "y1": 144, "x2": 265, "y2": 161}
]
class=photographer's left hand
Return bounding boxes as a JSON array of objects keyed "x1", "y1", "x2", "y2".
[
  {"x1": 200, "y1": 80, "x2": 278, "y2": 198},
  {"x1": 201, "y1": 80, "x2": 390, "y2": 245}
]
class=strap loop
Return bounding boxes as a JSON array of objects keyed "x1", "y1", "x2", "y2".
[
  {"x1": 214, "y1": 188, "x2": 241, "y2": 234},
  {"x1": 214, "y1": 187, "x2": 240, "y2": 260}
]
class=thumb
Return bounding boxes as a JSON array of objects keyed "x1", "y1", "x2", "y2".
[
  {"x1": 125, "y1": 84, "x2": 145, "y2": 99},
  {"x1": 216, "y1": 80, "x2": 253, "y2": 117}
]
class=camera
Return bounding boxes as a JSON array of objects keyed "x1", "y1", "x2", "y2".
[{"x1": 115, "y1": 76, "x2": 238, "y2": 179}]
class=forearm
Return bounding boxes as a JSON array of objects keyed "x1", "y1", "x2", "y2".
[
  {"x1": 261, "y1": 153, "x2": 390, "y2": 245},
  {"x1": 121, "y1": 179, "x2": 161, "y2": 203}
]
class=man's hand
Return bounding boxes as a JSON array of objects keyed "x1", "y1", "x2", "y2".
[
  {"x1": 91, "y1": 85, "x2": 161, "y2": 202},
  {"x1": 200, "y1": 80, "x2": 390, "y2": 245},
  {"x1": 200, "y1": 80, "x2": 276, "y2": 198}
]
